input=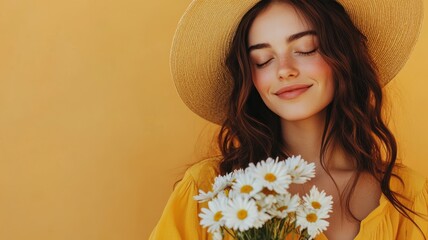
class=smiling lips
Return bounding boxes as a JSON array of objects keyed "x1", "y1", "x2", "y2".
[{"x1": 275, "y1": 84, "x2": 313, "y2": 100}]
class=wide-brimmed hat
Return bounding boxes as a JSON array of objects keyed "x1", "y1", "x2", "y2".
[{"x1": 171, "y1": 0, "x2": 424, "y2": 125}]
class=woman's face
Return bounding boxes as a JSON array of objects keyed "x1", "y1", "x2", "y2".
[{"x1": 248, "y1": 2, "x2": 334, "y2": 122}]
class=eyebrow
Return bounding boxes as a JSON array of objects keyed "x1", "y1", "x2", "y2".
[{"x1": 248, "y1": 30, "x2": 317, "y2": 52}]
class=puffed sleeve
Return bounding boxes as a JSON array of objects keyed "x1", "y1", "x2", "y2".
[
  {"x1": 410, "y1": 179, "x2": 428, "y2": 240},
  {"x1": 149, "y1": 170, "x2": 209, "y2": 240}
]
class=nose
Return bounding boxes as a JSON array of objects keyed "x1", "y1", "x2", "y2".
[{"x1": 277, "y1": 56, "x2": 298, "y2": 80}]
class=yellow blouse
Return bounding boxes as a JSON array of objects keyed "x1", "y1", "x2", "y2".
[{"x1": 150, "y1": 158, "x2": 428, "y2": 240}]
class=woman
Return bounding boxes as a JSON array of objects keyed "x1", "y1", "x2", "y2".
[{"x1": 150, "y1": 0, "x2": 427, "y2": 239}]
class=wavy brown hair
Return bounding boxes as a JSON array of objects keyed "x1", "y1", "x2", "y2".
[{"x1": 218, "y1": 0, "x2": 425, "y2": 237}]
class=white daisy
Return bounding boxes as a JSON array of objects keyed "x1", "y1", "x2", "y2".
[
  {"x1": 271, "y1": 193, "x2": 300, "y2": 219},
  {"x1": 252, "y1": 157, "x2": 291, "y2": 194},
  {"x1": 216, "y1": 190, "x2": 228, "y2": 198},
  {"x1": 194, "y1": 189, "x2": 215, "y2": 203},
  {"x1": 212, "y1": 229, "x2": 223, "y2": 240},
  {"x1": 248, "y1": 193, "x2": 274, "y2": 229},
  {"x1": 212, "y1": 172, "x2": 234, "y2": 194},
  {"x1": 253, "y1": 207, "x2": 271, "y2": 229},
  {"x1": 303, "y1": 185, "x2": 333, "y2": 213},
  {"x1": 194, "y1": 171, "x2": 234, "y2": 203},
  {"x1": 223, "y1": 188, "x2": 238, "y2": 199},
  {"x1": 223, "y1": 197, "x2": 259, "y2": 232},
  {"x1": 246, "y1": 161, "x2": 258, "y2": 173},
  {"x1": 232, "y1": 171, "x2": 263, "y2": 198},
  {"x1": 198, "y1": 195, "x2": 228, "y2": 233},
  {"x1": 254, "y1": 192, "x2": 278, "y2": 210},
  {"x1": 285, "y1": 155, "x2": 315, "y2": 184},
  {"x1": 296, "y1": 206, "x2": 330, "y2": 239}
]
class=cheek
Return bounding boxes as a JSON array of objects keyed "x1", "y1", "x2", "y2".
[
  {"x1": 301, "y1": 56, "x2": 332, "y2": 77},
  {"x1": 318, "y1": 61, "x2": 335, "y2": 101},
  {"x1": 303, "y1": 57, "x2": 335, "y2": 100},
  {"x1": 251, "y1": 68, "x2": 274, "y2": 94},
  {"x1": 319, "y1": 60, "x2": 334, "y2": 94},
  {"x1": 320, "y1": 61, "x2": 333, "y2": 80}
]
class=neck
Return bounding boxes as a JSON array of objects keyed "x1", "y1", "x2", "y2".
[
  {"x1": 281, "y1": 111, "x2": 326, "y2": 162},
  {"x1": 281, "y1": 111, "x2": 354, "y2": 171}
]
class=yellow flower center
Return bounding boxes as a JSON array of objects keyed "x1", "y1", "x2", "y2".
[
  {"x1": 306, "y1": 213, "x2": 318, "y2": 223},
  {"x1": 214, "y1": 211, "x2": 223, "y2": 222},
  {"x1": 224, "y1": 188, "x2": 230, "y2": 197},
  {"x1": 237, "y1": 209, "x2": 248, "y2": 220},
  {"x1": 240, "y1": 185, "x2": 253, "y2": 194},
  {"x1": 278, "y1": 206, "x2": 288, "y2": 212},
  {"x1": 312, "y1": 201, "x2": 321, "y2": 209},
  {"x1": 264, "y1": 173, "x2": 277, "y2": 182}
]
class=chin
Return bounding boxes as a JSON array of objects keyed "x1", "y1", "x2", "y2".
[
  {"x1": 276, "y1": 108, "x2": 326, "y2": 123},
  {"x1": 279, "y1": 115, "x2": 313, "y2": 122}
]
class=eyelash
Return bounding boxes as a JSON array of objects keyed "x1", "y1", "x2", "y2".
[
  {"x1": 297, "y1": 48, "x2": 318, "y2": 56},
  {"x1": 255, "y1": 48, "x2": 318, "y2": 68},
  {"x1": 256, "y1": 59, "x2": 273, "y2": 68}
]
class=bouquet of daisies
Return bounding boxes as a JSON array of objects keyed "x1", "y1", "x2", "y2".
[{"x1": 194, "y1": 156, "x2": 333, "y2": 240}]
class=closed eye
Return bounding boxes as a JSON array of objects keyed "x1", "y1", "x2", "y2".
[
  {"x1": 256, "y1": 58, "x2": 273, "y2": 68},
  {"x1": 296, "y1": 48, "x2": 318, "y2": 56}
]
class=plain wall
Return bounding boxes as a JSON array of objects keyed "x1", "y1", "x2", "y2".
[{"x1": 0, "y1": 0, "x2": 427, "y2": 239}]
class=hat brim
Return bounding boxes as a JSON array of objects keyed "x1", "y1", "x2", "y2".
[{"x1": 171, "y1": 0, "x2": 424, "y2": 125}]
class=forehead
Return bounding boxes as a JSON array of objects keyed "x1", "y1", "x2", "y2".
[{"x1": 248, "y1": 2, "x2": 312, "y2": 44}]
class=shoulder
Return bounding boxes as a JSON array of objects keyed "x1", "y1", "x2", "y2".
[
  {"x1": 184, "y1": 156, "x2": 222, "y2": 191},
  {"x1": 390, "y1": 164, "x2": 428, "y2": 201}
]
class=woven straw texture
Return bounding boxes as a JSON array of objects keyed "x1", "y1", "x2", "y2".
[{"x1": 171, "y1": 0, "x2": 424, "y2": 124}]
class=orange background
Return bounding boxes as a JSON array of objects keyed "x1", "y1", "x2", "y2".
[{"x1": 0, "y1": 1, "x2": 426, "y2": 239}]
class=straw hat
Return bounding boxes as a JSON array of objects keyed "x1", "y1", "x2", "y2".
[{"x1": 171, "y1": 0, "x2": 424, "y2": 125}]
